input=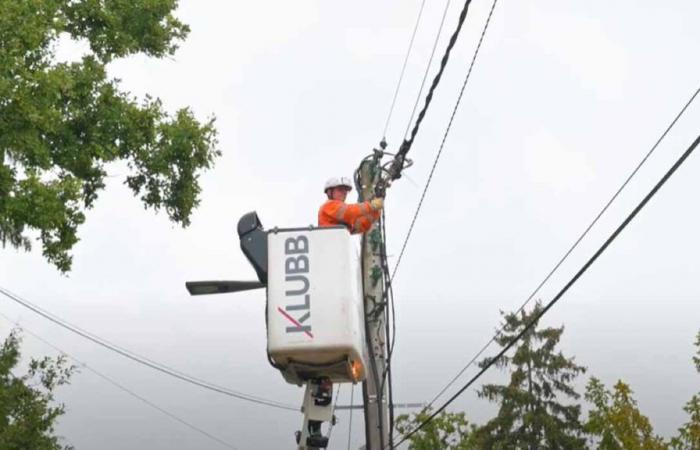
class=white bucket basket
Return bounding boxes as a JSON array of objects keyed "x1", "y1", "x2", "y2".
[{"x1": 267, "y1": 226, "x2": 367, "y2": 385}]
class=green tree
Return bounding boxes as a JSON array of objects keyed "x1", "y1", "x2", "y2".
[
  {"x1": 585, "y1": 378, "x2": 668, "y2": 450},
  {"x1": 395, "y1": 408, "x2": 476, "y2": 450},
  {"x1": 671, "y1": 330, "x2": 700, "y2": 449},
  {"x1": 0, "y1": 0, "x2": 219, "y2": 272},
  {"x1": 671, "y1": 396, "x2": 700, "y2": 450},
  {"x1": 0, "y1": 330, "x2": 76, "y2": 450},
  {"x1": 473, "y1": 301, "x2": 587, "y2": 449}
]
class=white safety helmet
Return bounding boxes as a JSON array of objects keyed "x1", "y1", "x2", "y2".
[{"x1": 323, "y1": 176, "x2": 353, "y2": 193}]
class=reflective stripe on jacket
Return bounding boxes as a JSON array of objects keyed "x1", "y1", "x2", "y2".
[{"x1": 318, "y1": 200, "x2": 381, "y2": 234}]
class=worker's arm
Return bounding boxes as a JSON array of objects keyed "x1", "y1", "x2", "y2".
[
  {"x1": 320, "y1": 200, "x2": 381, "y2": 234},
  {"x1": 369, "y1": 198, "x2": 383, "y2": 220}
]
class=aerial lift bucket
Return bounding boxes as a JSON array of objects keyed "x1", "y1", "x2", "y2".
[{"x1": 186, "y1": 212, "x2": 368, "y2": 449}]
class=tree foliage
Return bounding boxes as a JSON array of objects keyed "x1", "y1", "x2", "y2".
[
  {"x1": 0, "y1": 330, "x2": 76, "y2": 450},
  {"x1": 395, "y1": 325, "x2": 700, "y2": 450},
  {"x1": 395, "y1": 408, "x2": 476, "y2": 450},
  {"x1": 0, "y1": 0, "x2": 219, "y2": 272},
  {"x1": 671, "y1": 330, "x2": 700, "y2": 449},
  {"x1": 671, "y1": 396, "x2": 700, "y2": 450},
  {"x1": 584, "y1": 378, "x2": 668, "y2": 450},
  {"x1": 473, "y1": 301, "x2": 587, "y2": 449}
]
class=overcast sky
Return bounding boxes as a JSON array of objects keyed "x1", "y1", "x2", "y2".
[{"x1": 2, "y1": 1, "x2": 700, "y2": 449}]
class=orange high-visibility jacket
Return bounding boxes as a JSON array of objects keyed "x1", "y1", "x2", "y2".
[{"x1": 318, "y1": 200, "x2": 381, "y2": 234}]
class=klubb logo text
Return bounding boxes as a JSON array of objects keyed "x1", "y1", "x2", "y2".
[{"x1": 282, "y1": 235, "x2": 312, "y2": 336}]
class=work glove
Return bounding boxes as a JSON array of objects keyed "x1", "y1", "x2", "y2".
[{"x1": 370, "y1": 198, "x2": 384, "y2": 210}]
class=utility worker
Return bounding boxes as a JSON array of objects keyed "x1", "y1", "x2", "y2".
[
  {"x1": 318, "y1": 177, "x2": 383, "y2": 233},
  {"x1": 306, "y1": 176, "x2": 382, "y2": 444}
]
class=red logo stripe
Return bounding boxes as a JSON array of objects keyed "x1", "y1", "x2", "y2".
[{"x1": 277, "y1": 307, "x2": 314, "y2": 339}]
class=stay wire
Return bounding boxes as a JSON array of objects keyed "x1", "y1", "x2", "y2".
[
  {"x1": 394, "y1": 133, "x2": 700, "y2": 448},
  {"x1": 0, "y1": 286, "x2": 297, "y2": 411},
  {"x1": 392, "y1": 0, "x2": 499, "y2": 282},
  {"x1": 403, "y1": 0, "x2": 453, "y2": 140},
  {"x1": 0, "y1": 312, "x2": 239, "y2": 450},
  {"x1": 382, "y1": 0, "x2": 427, "y2": 139},
  {"x1": 424, "y1": 83, "x2": 700, "y2": 408}
]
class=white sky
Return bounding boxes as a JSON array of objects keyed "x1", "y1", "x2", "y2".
[{"x1": 1, "y1": 1, "x2": 700, "y2": 449}]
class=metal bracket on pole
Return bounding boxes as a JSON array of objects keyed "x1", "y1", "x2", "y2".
[{"x1": 296, "y1": 380, "x2": 336, "y2": 450}]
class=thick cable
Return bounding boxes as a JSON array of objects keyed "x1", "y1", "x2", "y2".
[
  {"x1": 382, "y1": 0, "x2": 427, "y2": 139},
  {"x1": 0, "y1": 287, "x2": 297, "y2": 411},
  {"x1": 424, "y1": 83, "x2": 700, "y2": 408},
  {"x1": 392, "y1": 0, "x2": 499, "y2": 281},
  {"x1": 0, "y1": 312, "x2": 239, "y2": 450},
  {"x1": 394, "y1": 133, "x2": 700, "y2": 447},
  {"x1": 400, "y1": 0, "x2": 474, "y2": 159},
  {"x1": 403, "y1": 0, "x2": 453, "y2": 140},
  {"x1": 386, "y1": 282, "x2": 396, "y2": 450},
  {"x1": 378, "y1": 211, "x2": 396, "y2": 449},
  {"x1": 379, "y1": 211, "x2": 397, "y2": 435}
]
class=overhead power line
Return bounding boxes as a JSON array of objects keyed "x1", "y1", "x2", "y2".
[
  {"x1": 423, "y1": 83, "x2": 700, "y2": 408},
  {"x1": 378, "y1": 0, "x2": 485, "y2": 194},
  {"x1": 395, "y1": 132, "x2": 700, "y2": 447},
  {"x1": 0, "y1": 286, "x2": 297, "y2": 412},
  {"x1": 379, "y1": 0, "x2": 478, "y2": 191},
  {"x1": 403, "y1": 0, "x2": 453, "y2": 140},
  {"x1": 382, "y1": 0, "x2": 427, "y2": 139},
  {"x1": 392, "y1": 0, "x2": 499, "y2": 281},
  {"x1": 399, "y1": 0, "x2": 473, "y2": 157},
  {"x1": 0, "y1": 312, "x2": 239, "y2": 450}
]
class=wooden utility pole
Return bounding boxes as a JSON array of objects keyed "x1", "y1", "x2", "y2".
[{"x1": 359, "y1": 159, "x2": 390, "y2": 450}]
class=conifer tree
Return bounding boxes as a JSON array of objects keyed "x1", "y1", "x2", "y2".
[{"x1": 472, "y1": 301, "x2": 587, "y2": 449}]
